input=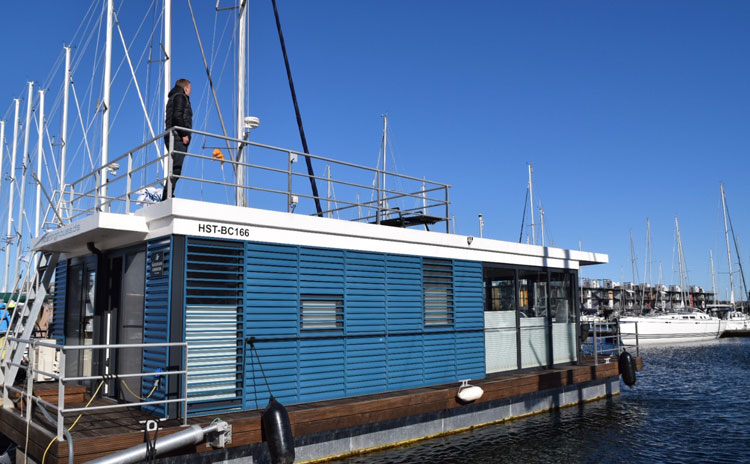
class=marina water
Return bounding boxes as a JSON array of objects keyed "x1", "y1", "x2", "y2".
[{"x1": 332, "y1": 338, "x2": 750, "y2": 463}]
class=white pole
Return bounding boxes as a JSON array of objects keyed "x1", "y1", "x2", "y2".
[
  {"x1": 421, "y1": 179, "x2": 426, "y2": 214},
  {"x1": 236, "y1": 0, "x2": 247, "y2": 207},
  {"x1": 382, "y1": 114, "x2": 387, "y2": 215},
  {"x1": 710, "y1": 250, "x2": 717, "y2": 305},
  {"x1": 100, "y1": 0, "x2": 114, "y2": 210},
  {"x1": 60, "y1": 46, "x2": 71, "y2": 192},
  {"x1": 15, "y1": 82, "x2": 34, "y2": 282},
  {"x1": 528, "y1": 163, "x2": 535, "y2": 245},
  {"x1": 163, "y1": 0, "x2": 171, "y2": 178},
  {"x1": 35, "y1": 89, "x2": 45, "y2": 236},
  {"x1": 720, "y1": 183, "x2": 735, "y2": 305},
  {"x1": 539, "y1": 207, "x2": 545, "y2": 247},
  {"x1": 0, "y1": 121, "x2": 4, "y2": 202},
  {"x1": 0, "y1": 120, "x2": 4, "y2": 287},
  {"x1": 3, "y1": 99, "x2": 20, "y2": 292}
]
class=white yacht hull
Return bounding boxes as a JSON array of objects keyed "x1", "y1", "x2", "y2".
[{"x1": 619, "y1": 313, "x2": 724, "y2": 345}]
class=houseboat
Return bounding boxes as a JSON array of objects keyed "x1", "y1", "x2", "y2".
[{"x1": 0, "y1": 3, "x2": 638, "y2": 463}]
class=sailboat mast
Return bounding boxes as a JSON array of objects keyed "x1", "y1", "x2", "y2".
[
  {"x1": 236, "y1": 0, "x2": 248, "y2": 207},
  {"x1": 630, "y1": 229, "x2": 637, "y2": 283},
  {"x1": 710, "y1": 250, "x2": 717, "y2": 305},
  {"x1": 528, "y1": 163, "x2": 535, "y2": 245},
  {"x1": 100, "y1": 0, "x2": 114, "y2": 210},
  {"x1": 3, "y1": 99, "x2": 20, "y2": 292},
  {"x1": 15, "y1": 82, "x2": 34, "y2": 282},
  {"x1": 34, "y1": 89, "x2": 45, "y2": 235},
  {"x1": 162, "y1": 0, "x2": 171, "y2": 178},
  {"x1": 60, "y1": 46, "x2": 71, "y2": 192},
  {"x1": 720, "y1": 183, "x2": 734, "y2": 305},
  {"x1": 675, "y1": 217, "x2": 688, "y2": 308},
  {"x1": 0, "y1": 121, "x2": 4, "y2": 203}
]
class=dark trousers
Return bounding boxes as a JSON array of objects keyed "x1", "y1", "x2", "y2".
[{"x1": 163, "y1": 139, "x2": 187, "y2": 200}]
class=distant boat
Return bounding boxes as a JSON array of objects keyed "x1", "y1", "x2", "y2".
[
  {"x1": 619, "y1": 217, "x2": 724, "y2": 345},
  {"x1": 619, "y1": 311, "x2": 724, "y2": 344}
]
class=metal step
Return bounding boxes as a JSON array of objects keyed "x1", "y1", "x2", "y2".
[{"x1": 0, "y1": 251, "x2": 59, "y2": 387}]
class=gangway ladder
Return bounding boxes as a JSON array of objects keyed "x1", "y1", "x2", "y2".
[{"x1": 0, "y1": 251, "x2": 60, "y2": 387}]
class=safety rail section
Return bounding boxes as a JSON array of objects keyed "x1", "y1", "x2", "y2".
[
  {"x1": 580, "y1": 320, "x2": 640, "y2": 365},
  {"x1": 61, "y1": 128, "x2": 451, "y2": 231},
  {"x1": 1, "y1": 338, "x2": 188, "y2": 441}
]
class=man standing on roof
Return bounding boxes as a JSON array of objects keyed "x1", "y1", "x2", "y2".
[{"x1": 163, "y1": 78, "x2": 193, "y2": 201}]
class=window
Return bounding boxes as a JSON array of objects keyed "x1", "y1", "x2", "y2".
[
  {"x1": 301, "y1": 295, "x2": 344, "y2": 329},
  {"x1": 423, "y1": 258, "x2": 453, "y2": 326}
]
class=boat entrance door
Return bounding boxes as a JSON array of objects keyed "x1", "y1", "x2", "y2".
[{"x1": 102, "y1": 249, "x2": 146, "y2": 402}]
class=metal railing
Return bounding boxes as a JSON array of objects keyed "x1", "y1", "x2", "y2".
[
  {"x1": 61, "y1": 128, "x2": 452, "y2": 231},
  {"x1": 1, "y1": 338, "x2": 188, "y2": 441},
  {"x1": 581, "y1": 320, "x2": 640, "y2": 365}
]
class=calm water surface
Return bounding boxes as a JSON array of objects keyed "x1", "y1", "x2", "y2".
[{"x1": 331, "y1": 338, "x2": 750, "y2": 464}]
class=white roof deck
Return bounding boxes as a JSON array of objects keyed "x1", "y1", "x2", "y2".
[{"x1": 33, "y1": 198, "x2": 607, "y2": 269}]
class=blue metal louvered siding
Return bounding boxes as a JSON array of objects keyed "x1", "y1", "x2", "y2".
[
  {"x1": 184, "y1": 237, "x2": 243, "y2": 415},
  {"x1": 51, "y1": 259, "x2": 67, "y2": 343},
  {"x1": 242, "y1": 241, "x2": 486, "y2": 411},
  {"x1": 142, "y1": 237, "x2": 172, "y2": 417}
]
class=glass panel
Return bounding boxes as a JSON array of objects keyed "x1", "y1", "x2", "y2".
[
  {"x1": 519, "y1": 270, "x2": 549, "y2": 368},
  {"x1": 484, "y1": 268, "x2": 518, "y2": 373},
  {"x1": 118, "y1": 251, "x2": 146, "y2": 401},
  {"x1": 301, "y1": 296, "x2": 344, "y2": 329},
  {"x1": 551, "y1": 272, "x2": 576, "y2": 364}
]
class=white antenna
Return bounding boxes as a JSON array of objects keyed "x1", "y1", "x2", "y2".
[
  {"x1": 478, "y1": 214, "x2": 484, "y2": 238},
  {"x1": 421, "y1": 179, "x2": 426, "y2": 214},
  {"x1": 720, "y1": 183, "x2": 735, "y2": 305},
  {"x1": 236, "y1": 0, "x2": 248, "y2": 207},
  {"x1": 539, "y1": 206, "x2": 545, "y2": 247},
  {"x1": 528, "y1": 163, "x2": 535, "y2": 245},
  {"x1": 34, "y1": 89, "x2": 45, "y2": 236},
  {"x1": 3, "y1": 99, "x2": 20, "y2": 292},
  {"x1": 100, "y1": 0, "x2": 113, "y2": 210},
  {"x1": 60, "y1": 46, "x2": 71, "y2": 192}
]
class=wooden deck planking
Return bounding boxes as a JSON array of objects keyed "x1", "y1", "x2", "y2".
[{"x1": 0, "y1": 358, "x2": 639, "y2": 464}]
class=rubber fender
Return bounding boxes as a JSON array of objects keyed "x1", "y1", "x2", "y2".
[
  {"x1": 618, "y1": 349, "x2": 637, "y2": 387},
  {"x1": 262, "y1": 397, "x2": 295, "y2": 464}
]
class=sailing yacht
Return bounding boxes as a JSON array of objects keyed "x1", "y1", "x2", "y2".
[{"x1": 619, "y1": 217, "x2": 724, "y2": 345}]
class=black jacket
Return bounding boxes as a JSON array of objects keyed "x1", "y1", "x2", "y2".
[{"x1": 164, "y1": 85, "x2": 193, "y2": 145}]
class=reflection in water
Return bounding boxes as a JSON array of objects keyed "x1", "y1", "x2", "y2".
[{"x1": 331, "y1": 338, "x2": 750, "y2": 464}]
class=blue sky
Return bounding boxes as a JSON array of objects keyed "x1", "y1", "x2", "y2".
[{"x1": 0, "y1": 1, "x2": 749, "y2": 298}]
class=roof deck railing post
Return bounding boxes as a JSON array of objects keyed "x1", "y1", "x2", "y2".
[
  {"x1": 125, "y1": 152, "x2": 132, "y2": 213},
  {"x1": 445, "y1": 185, "x2": 450, "y2": 233},
  {"x1": 287, "y1": 152, "x2": 293, "y2": 213},
  {"x1": 166, "y1": 131, "x2": 174, "y2": 201},
  {"x1": 376, "y1": 168, "x2": 382, "y2": 225}
]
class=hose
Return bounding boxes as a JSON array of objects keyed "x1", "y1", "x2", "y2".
[{"x1": 42, "y1": 380, "x2": 105, "y2": 464}]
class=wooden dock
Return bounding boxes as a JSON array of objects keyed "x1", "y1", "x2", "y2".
[{"x1": 0, "y1": 357, "x2": 642, "y2": 464}]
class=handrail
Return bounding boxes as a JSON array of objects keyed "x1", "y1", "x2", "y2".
[
  {"x1": 1, "y1": 337, "x2": 189, "y2": 441},
  {"x1": 59, "y1": 126, "x2": 452, "y2": 232},
  {"x1": 581, "y1": 320, "x2": 640, "y2": 365}
]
